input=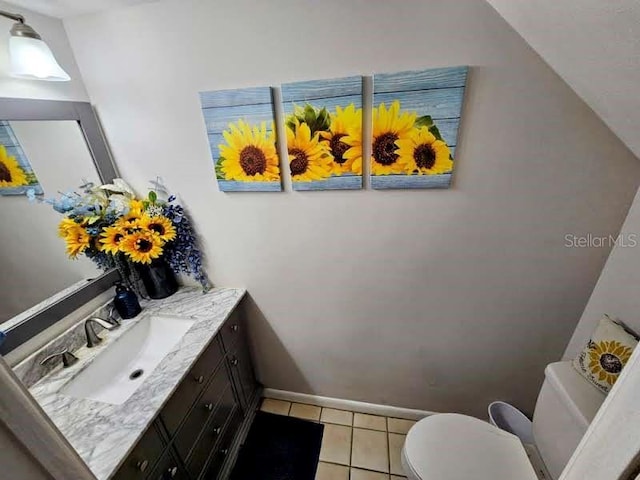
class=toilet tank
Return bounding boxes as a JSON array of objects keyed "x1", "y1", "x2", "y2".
[{"x1": 532, "y1": 362, "x2": 606, "y2": 479}]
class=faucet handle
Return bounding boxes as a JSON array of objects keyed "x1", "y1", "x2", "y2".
[
  {"x1": 107, "y1": 306, "x2": 121, "y2": 327},
  {"x1": 40, "y1": 348, "x2": 78, "y2": 368}
]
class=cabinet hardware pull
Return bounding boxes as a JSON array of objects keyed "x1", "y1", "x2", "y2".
[
  {"x1": 213, "y1": 426, "x2": 221, "y2": 435},
  {"x1": 221, "y1": 448, "x2": 228, "y2": 456},
  {"x1": 168, "y1": 466, "x2": 178, "y2": 477},
  {"x1": 136, "y1": 460, "x2": 148, "y2": 472},
  {"x1": 231, "y1": 324, "x2": 238, "y2": 332},
  {"x1": 231, "y1": 357, "x2": 238, "y2": 366},
  {"x1": 195, "y1": 375, "x2": 204, "y2": 384},
  {"x1": 205, "y1": 403, "x2": 214, "y2": 411}
]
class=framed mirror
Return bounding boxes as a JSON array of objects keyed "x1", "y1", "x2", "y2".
[{"x1": 0, "y1": 98, "x2": 120, "y2": 354}]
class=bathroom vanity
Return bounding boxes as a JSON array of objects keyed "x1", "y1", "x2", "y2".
[
  {"x1": 112, "y1": 304, "x2": 257, "y2": 480},
  {"x1": 18, "y1": 287, "x2": 259, "y2": 480}
]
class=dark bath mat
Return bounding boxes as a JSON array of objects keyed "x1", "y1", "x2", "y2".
[{"x1": 230, "y1": 411, "x2": 324, "y2": 480}]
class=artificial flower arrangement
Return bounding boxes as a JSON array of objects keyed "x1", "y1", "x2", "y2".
[
  {"x1": 38, "y1": 178, "x2": 208, "y2": 292},
  {"x1": 215, "y1": 100, "x2": 452, "y2": 183}
]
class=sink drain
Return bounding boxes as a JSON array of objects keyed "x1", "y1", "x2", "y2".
[{"x1": 129, "y1": 369, "x2": 144, "y2": 380}]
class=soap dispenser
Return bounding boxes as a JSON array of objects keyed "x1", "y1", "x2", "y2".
[{"x1": 113, "y1": 282, "x2": 142, "y2": 319}]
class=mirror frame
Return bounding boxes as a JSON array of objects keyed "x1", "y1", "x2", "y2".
[{"x1": 0, "y1": 98, "x2": 121, "y2": 354}]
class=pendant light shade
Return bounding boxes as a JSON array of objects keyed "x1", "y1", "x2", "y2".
[
  {"x1": 1, "y1": 10, "x2": 70, "y2": 82},
  {"x1": 9, "y1": 36, "x2": 70, "y2": 81}
]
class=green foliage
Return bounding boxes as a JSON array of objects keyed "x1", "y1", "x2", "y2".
[
  {"x1": 415, "y1": 115, "x2": 444, "y2": 141},
  {"x1": 25, "y1": 171, "x2": 39, "y2": 185},
  {"x1": 148, "y1": 190, "x2": 157, "y2": 203},
  {"x1": 414, "y1": 115, "x2": 434, "y2": 128},
  {"x1": 287, "y1": 104, "x2": 331, "y2": 136},
  {"x1": 215, "y1": 157, "x2": 226, "y2": 180},
  {"x1": 429, "y1": 124, "x2": 443, "y2": 141}
]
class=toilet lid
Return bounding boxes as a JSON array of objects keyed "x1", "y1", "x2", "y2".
[{"x1": 403, "y1": 414, "x2": 539, "y2": 480}]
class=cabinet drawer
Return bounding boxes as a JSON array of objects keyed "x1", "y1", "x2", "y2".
[
  {"x1": 146, "y1": 449, "x2": 188, "y2": 480},
  {"x1": 111, "y1": 422, "x2": 165, "y2": 480},
  {"x1": 173, "y1": 361, "x2": 230, "y2": 460},
  {"x1": 219, "y1": 310, "x2": 243, "y2": 352},
  {"x1": 185, "y1": 384, "x2": 236, "y2": 479},
  {"x1": 160, "y1": 339, "x2": 225, "y2": 436},
  {"x1": 201, "y1": 408, "x2": 243, "y2": 480}
]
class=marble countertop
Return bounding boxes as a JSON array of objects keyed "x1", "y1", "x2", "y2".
[{"x1": 26, "y1": 287, "x2": 245, "y2": 480}]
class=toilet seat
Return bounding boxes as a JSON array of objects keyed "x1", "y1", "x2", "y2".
[{"x1": 402, "y1": 414, "x2": 539, "y2": 480}]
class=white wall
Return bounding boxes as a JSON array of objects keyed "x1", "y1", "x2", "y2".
[
  {"x1": 64, "y1": 0, "x2": 640, "y2": 416},
  {"x1": 564, "y1": 186, "x2": 640, "y2": 359},
  {"x1": 0, "y1": 0, "x2": 87, "y2": 101},
  {"x1": 485, "y1": 0, "x2": 640, "y2": 161},
  {"x1": 0, "y1": 121, "x2": 101, "y2": 322}
]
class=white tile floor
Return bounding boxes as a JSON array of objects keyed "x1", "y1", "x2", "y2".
[{"x1": 259, "y1": 397, "x2": 416, "y2": 480}]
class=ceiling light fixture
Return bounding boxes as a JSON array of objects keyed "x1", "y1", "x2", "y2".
[{"x1": 0, "y1": 9, "x2": 70, "y2": 82}]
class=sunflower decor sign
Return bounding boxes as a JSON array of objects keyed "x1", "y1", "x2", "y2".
[
  {"x1": 281, "y1": 76, "x2": 363, "y2": 190},
  {"x1": 371, "y1": 67, "x2": 467, "y2": 189},
  {"x1": 200, "y1": 86, "x2": 282, "y2": 192},
  {"x1": 0, "y1": 121, "x2": 43, "y2": 196}
]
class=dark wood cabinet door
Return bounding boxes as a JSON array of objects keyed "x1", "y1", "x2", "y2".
[
  {"x1": 185, "y1": 384, "x2": 237, "y2": 479},
  {"x1": 219, "y1": 310, "x2": 242, "y2": 353},
  {"x1": 201, "y1": 408, "x2": 243, "y2": 480},
  {"x1": 146, "y1": 449, "x2": 189, "y2": 480},
  {"x1": 173, "y1": 361, "x2": 230, "y2": 461},
  {"x1": 228, "y1": 333, "x2": 258, "y2": 413},
  {"x1": 161, "y1": 339, "x2": 225, "y2": 436},
  {"x1": 111, "y1": 422, "x2": 165, "y2": 480}
]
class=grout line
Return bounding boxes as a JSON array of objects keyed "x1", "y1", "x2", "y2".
[{"x1": 349, "y1": 421, "x2": 355, "y2": 476}]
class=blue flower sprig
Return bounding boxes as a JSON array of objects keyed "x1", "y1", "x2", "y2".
[{"x1": 162, "y1": 196, "x2": 210, "y2": 291}]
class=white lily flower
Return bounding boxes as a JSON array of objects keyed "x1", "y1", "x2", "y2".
[{"x1": 99, "y1": 178, "x2": 135, "y2": 196}]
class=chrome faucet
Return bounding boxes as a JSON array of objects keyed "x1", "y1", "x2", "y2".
[
  {"x1": 84, "y1": 317, "x2": 118, "y2": 348},
  {"x1": 40, "y1": 348, "x2": 78, "y2": 368},
  {"x1": 106, "y1": 305, "x2": 121, "y2": 327}
]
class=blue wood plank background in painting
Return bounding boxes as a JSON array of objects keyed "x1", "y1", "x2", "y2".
[
  {"x1": 282, "y1": 76, "x2": 362, "y2": 190},
  {"x1": 372, "y1": 66, "x2": 468, "y2": 190},
  {"x1": 199, "y1": 87, "x2": 282, "y2": 192},
  {"x1": 0, "y1": 121, "x2": 43, "y2": 196}
]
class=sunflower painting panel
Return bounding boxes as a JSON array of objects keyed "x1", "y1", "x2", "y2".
[
  {"x1": 371, "y1": 67, "x2": 468, "y2": 189},
  {"x1": 281, "y1": 76, "x2": 362, "y2": 190},
  {"x1": 0, "y1": 121, "x2": 43, "y2": 196},
  {"x1": 199, "y1": 86, "x2": 282, "y2": 192}
]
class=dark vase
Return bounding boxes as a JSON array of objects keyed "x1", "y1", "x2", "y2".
[{"x1": 137, "y1": 258, "x2": 178, "y2": 299}]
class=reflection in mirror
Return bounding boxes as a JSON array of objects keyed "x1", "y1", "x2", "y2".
[{"x1": 0, "y1": 120, "x2": 102, "y2": 324}]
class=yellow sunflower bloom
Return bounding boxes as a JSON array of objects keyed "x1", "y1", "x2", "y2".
[
  {"x1": 63, "y1": 223, "x2": 91, "y2": 258},
  {"x1": 219, "y1": 119, "x2": 280, "y2": 182},
  {"x1": 319, "y1": 104, "x2": 362, "y2": 175},
  {"x1": 115, "y1": 215, "x2": 141, "y2": 234},
  {"x1": 138, "y1": 215, "x2": 176, "y2": 242},
  {"x1": 120, "y1": 230, "x2": 164, "y2": 264},
  {"x1": 343, "y1": 100, "x2": 416, "y2": 176},
  {"x1": 396, "y1": 127, "x2": 453, "y2": 175},
  {"x1": 129, "y1": 199, "x2": 145, "y2": 217},
  {"x1": 286, "y1": 120, "x2": 332, "y2": 182},
  {"x1": 58, "y1": 218, "x2": 79, "y2": 238},
  {"x1": 100, "y1": 225, "x2": 127, "y2": 254},
  {"x1": 587, "y1": 340, "x2": 633, "y2": 385},
  {"x1": 0, "y1": 144, "x2": 28, "y2": 187}
]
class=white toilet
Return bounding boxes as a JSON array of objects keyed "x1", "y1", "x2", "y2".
[{"x1": 402, "y1": 362, "x2": 606, "y2": 479}]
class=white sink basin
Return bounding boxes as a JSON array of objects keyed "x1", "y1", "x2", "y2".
[{"x1": 61, "y1": 315, "x2": 196, "y2": 405}]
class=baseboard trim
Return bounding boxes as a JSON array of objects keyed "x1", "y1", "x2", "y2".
[{"x1": 263, "y1": 388, "x2": 436, "y2": 421}]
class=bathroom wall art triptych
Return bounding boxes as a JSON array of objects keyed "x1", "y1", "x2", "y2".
[{"x1": 199, "y1": 66, "x2": 468, "y2": 192}]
